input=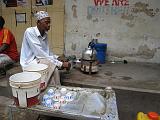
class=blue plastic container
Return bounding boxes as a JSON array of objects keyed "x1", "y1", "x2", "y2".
[{"x1": 94, "y1": 43, "x2": 107, "y2": 64}]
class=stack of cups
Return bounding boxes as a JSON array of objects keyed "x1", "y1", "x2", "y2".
[
  {"x1": 42, "y1": 88, "x2": 55, "y2": 108},
  {"x1": 65, "y1": 92, "x2": 74, "y2": 102},
  {"x1": 47, "y1": 88, "x2": 55, "y2": 98},
  {"x1": 41, "y1": 87, "x2": 76, "y2": 110},
  {"x1": 53, "y1": 91, "x2": 61, "y2": 102},
  {"x1": 42, "y1": 94, "x2": 53, "y2": 108},
  {"x1": 59, "y1": 88, "x2": 67, "y2": 106},
  {"x1": 52, "y1": 90, "x2": 62, "y2": 110},
  {"x1": 45, "y1": 99, "x2": 53, "y2": 108},
  {"x1": 53, "y1": 102, "x2": 61, "y2": 110}
]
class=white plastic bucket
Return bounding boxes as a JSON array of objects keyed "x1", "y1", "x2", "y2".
[
  {"x1": 23, "y1": 64, "x2": 48, "y2": 91},
  {"x1": 9, "y1": 72, "x2": 41, "y2": 107}
]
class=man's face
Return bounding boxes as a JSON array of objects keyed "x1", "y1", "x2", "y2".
[{"x1": 39, "y1": 17, "x2": 51, "y2": 31}]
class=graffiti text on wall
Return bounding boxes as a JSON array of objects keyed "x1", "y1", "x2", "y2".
[
  {"x1": 94, "y1": 0, "x2": 129, "y2": 6},
  {"x1": 88, "y1": 0, "x2": 130, "y2": 16}
]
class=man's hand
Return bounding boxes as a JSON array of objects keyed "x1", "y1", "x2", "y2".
[
  {"x1": 62, "y1": 61, "x2": 71, "y2": 71},
  {"x1": 0, "y1": 43, "x2": 9, "y2": 53},
  {"x1": 57, "y1": 55, "x2": 68, "y2": 62}
]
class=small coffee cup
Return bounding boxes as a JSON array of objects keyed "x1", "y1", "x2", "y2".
[
  {"x1": 60, "y1": 88, "x2": 67, "y2": 95},
  {"x1": 44, "y1": 99, "x2": 53, "y2": 108},
  {"x1": 65, "y1": 92, "x2": 74, "y2": 102},
  {"x1": 53, "y1": 92, "x2": 61, "y2": 102},
  {"x1": 53, "y1": 102, "x2": 61, "y2": 110},
  {"x1": 47, "y1": 88, "x2": 55, "y2": 97},
  {"x1": 59, "y1": 96, "x2": 66, "y2": 105}
]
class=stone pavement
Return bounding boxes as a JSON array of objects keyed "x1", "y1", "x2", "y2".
[{"x1": 62, "y1": 62, "x2": 160, "y2": 93}]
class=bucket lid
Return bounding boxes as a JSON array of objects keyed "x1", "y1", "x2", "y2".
[
  {"x1": 9, "y1": 72, "x2": 41, "y2": 88},
  {"x1": 95, "y1": 43, "x2": 107, "y2": 47},
  {"x1": 9, "y1": 72, "x2": 41, "y2": 83},
  {"x1": 23, "y1": 64, "x2": 48, "y2": 72}
]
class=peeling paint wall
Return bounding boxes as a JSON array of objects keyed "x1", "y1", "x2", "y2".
[{"x1": 65, "y1": 0, "x2": 160, "y2": 63}]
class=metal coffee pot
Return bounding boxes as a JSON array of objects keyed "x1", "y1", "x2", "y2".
[
  {"x1": 82, "y1": 46, "x2": 97, "y2": 61},
  {"x1": 81, "y1": 41, "x2": 98, "y2": 74}
]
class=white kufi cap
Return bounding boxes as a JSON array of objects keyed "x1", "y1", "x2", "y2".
[{"x1": 35, "y1": 11, "x2": 49, "y2": 20}]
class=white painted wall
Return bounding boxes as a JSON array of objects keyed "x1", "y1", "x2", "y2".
[{"x1": 64, "y1": 0, "x2": 160, "y2": 63}]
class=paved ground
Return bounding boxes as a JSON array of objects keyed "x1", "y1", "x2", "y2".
[
  {"x1": 0, "y1": 62, "x2": 160, "y2": 120},
  {"x1": 62, "y1": 62, "x2": 160, "y2": 93}
]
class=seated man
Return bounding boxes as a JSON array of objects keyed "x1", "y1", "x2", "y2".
[
  {"x1": 0, "y1": 16, "x2": 19, "y2": 75},
  {"x1": 20, "y1": 11, "x2": 70, "y2": 88}
]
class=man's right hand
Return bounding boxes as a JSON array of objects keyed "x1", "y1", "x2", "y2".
[
  {"x1": 62, "y1": 61, "x2": 71, "y2": 71},
  {"x1": 57, "y1": 55, "x2": 68, "y2": 62}
]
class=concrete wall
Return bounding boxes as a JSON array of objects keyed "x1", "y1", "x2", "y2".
[{"x1": 64, "y1": 0, "x2": 160, "y2": 63}]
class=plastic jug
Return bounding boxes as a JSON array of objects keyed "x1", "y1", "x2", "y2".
[{"x1": 137, "y1": 112, "x2": 160, "y2": 120}]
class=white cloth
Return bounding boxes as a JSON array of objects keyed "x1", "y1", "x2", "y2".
[
  {"x1": 39, "y1": 58, "x2": 61, "y2": 86},
  {"x1": 35, "y1": 11, "x2": 49, "y2": 20},
  {"x1": 20, "y1": 26, "x2": 62, "y2": 68}
]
